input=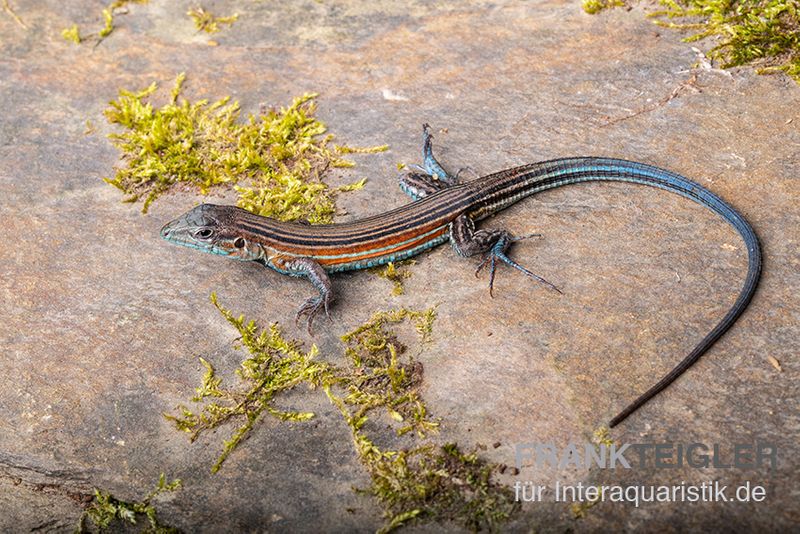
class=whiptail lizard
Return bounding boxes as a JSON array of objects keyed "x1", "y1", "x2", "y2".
[{"x1": 161, "y1": 125, "x2": 761, "y2": 427}]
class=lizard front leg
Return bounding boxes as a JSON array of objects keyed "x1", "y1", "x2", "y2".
[
  {"x1": 269, "y1": 256, "x2": 334, "y2": 334},
  {"x1": 449, "y1": 214, "x2": 561, "y2": 296}
]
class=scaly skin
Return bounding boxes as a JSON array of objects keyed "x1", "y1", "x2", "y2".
[{"x1": 161, "y1": 124, "x2": 761, "y2": 427}]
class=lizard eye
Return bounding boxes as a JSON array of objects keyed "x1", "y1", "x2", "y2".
[
  {"x1": 234, "y1": 237, "x2": 246, "y2": 249},
  {"x1": 195, "y1": 228, "x2": 214, "y2": 239}
]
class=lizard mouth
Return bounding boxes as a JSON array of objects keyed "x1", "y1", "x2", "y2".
[
  {"x1": 160, "y1": 220, "x2": 176, "y2": 239},
  {"x1": 159, "y1": 219, "x2": 198, "y2": 248}
]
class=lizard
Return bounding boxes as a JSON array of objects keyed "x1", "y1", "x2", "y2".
[{"x1": 160, "y1": 124, "x2": 761, "y2": 427}]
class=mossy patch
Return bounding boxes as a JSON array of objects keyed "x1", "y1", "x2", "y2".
[
  {"x1": 583, "y1": 0, "x2": 625, "y2": 14},
  {"x1": 592, "y1": 426, "x2": 614, "y2": 448},
  {"x1": 583, "y1": 0, "x2": 800, "y2": 82},
  {"x1": 335, "y1": 307, "x2": 438, "y2": 437},
  {"x1": 164, "y1": 293, "x2": 329, "y2": 473},
  {"x1": 62, "y1": 24, "x2": 82, "y2": 44},
  {"x1": 328, "y1": 308, "x2": 518, "y2": 532},
  {"x1": 104, "y1": 73, "x2": 386, "y2": 218},
  {"x1": 169, "y1": 300, "x2": 518, "y2": 532},
  {"x1": 371, "y1": 261, "x2": 416, "y2": 296},
  {"x1": 77, "y1": 474, "x2": 181, "y2": 533},
  {"x1": 62, "y1": 0, "x2": 148, "y2": 45},
  {"x1": 565, "y1": 427, "x2": 615, "y2": 519},
  {"x1": 187, "y1": 6, "x2": 238, "y2": 33},
  {"x1": 570, "y1": 488, "x2": 603, "y2": 519}
]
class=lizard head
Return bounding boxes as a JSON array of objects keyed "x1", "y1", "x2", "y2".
[{"x1": 160, "y1": 204, "x2": 264, "y2": 261}]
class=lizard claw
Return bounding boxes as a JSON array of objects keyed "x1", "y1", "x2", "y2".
[
  {"x1": 454, "y1": 166, "x2": 478, "y2": 181},
  {"x1": 324, "y1": 294, "x2": 332, "y2": 322},
  {"x1": 512, "y1": 233, "x2": 542, "y2": 242},
  {"x1": 294, "y1": 297, "x2": 316, "y2": 334},
  {"x1": 475, "y1": 235, "x2": 561, "y2": 296},
  {"x1": 295, "y1": 292, "x2": 334, "y2": 334},
  {"x1": 475, "y1": 253, "x2": 498, "y2": 297}
]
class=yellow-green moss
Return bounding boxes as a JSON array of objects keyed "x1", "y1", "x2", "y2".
[
  {"x1": 583, "y1": 0, "x2": 625, "y2": 14},
  {"x1": 337, "y1": 307, "x2": 438, "y2": 437},
  {"x1": 62, "y1": 0, "x2": 148, "y2": 45},
  {"x1": 169, "y1": 300, "x2": 516, "y2": 530},
  {"x1": 570, "y1": 488, "x2": 603, "y2": 519},
  {"x1": 187, "y1": 6, "x2": 238, "y2": 33},
  {"x1": 164, "y1": 293, "x2": 330, "y2": 473},
  {"x1": 592, "y1": 426, "x2": 614, "y2": 448},
  {"x1": 336, "y1": 429, "x2": 520, "y2": 533},
  {"x1": 104, "y1": 73, "x2": 385, "y2": 218},
  {"x1": 61, "y1": 24, "x2": 82, "y2": 43},
  {"x1": 371, "y1": 261, "x2": 416, "y2": 296},
  {"x1": 584, "y1": 0, "x2": 800, "y2": 82},
  {"x1": 328, "y1": 308, "x2": 518, "y2": 532},
  {"x1": 77, "y1": 474, "x2": 181, "y2": 533}
]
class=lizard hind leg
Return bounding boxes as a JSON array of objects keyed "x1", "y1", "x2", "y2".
[
  {"x1": 398, "y1": 171, "x2": 447, "y2": 200},
  {"x1": 420, "y1": 123, "x2": 458, "y2": 185},
  {"x1": 450, "y1": 214, "x2": 561, "y2": 297},
  {"x1": 398, "y1": 123, "x2": 460, "y2": 200}
]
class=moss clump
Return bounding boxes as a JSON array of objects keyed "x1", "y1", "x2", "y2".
[
  {"x1": 583, "y1": 0, "x2": 800, "y2": 82},
  {"x1": 371, "y1": 261, "x2": 416, "y2": 296},
  {"x1": 327, "y1": 308, "x2": 518, "y2": 532},
  {"x1": 341, "y1": 435, "x2": 519, "y2": 533},
  {"x1": 62, "y1": 24, "x2": 81, "y2": 44},
  {"x1": 187, "y1": 6, "x2": 238, "y2": 33},
  {"x1": 169, "y1": 302, "x2": 516, "y2": 531},
  {"x1": 583, "y1": 0, "x2": 625, "y2": 14},
  {"x1": 104, "y1": 73, "x2": 385, "y2": 217},
  {"x1": 337, "y1": 307, "x2": 438, "y2": 437},
  {"x1": 570, "y1": 488, "x2": 603, "y2": 519},
  {"x1": 164, "y1": 293, "x2": 330, "y2": 473},
  {"x1": 77, "y1": 474, "x2": 181, "y2": 533},
  {"x1": 592, "y1": 426, "x2": 614, "y2": 448},
  {"x1": 62, "y1": 0, "x2": 148, "y2": 45}
]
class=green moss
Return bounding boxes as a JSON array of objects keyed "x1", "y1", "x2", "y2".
[
  {"x1": 341, "y1": 308, "x2": 437, "y2": 349},
  {"x1": 61, "y1": 24, "x2": 81, "y2": 44},
  {"x1": 328, "y1": 308, "x2": 518, "y2": 532},
  {"x1": 169, "y1": 302, "x2": 516, "y2": 530},
  {"x1": 77, "y1": 474, "x2": 181, "y2": 533},
  {"x1": 104, "y1": 73, "x2": 385, "y2": 218},
  {"x1": 62, "y1": 0, "x2": 148, "y2": 45},
  {"x1": 570, "y1": 488, "x2": 603, "y2": 519},
  {"x1": 337, "y1": 307, "x2": 438, "y2": 437},
  {"x1": 187, "y1": 6, "x2": 238, "y2": 33},
  {"x1": 338, "y1": 431, "x2": 519, "y2": 533},
  {"x1": 371, "y1": 261, "x2": 416, "y2": 296},
  {"x1": 653, "y1": 0, "x2": 800, "y2": 80},
  {"x1": 584, "y1": 0, "x2": 800, "y2": 81},
  {"x1": 582, "y1": 0, "x2": 625, "y2": 14},
  {"x1": 592, "y1": 426, "x2": 614, "y2": 448},
  {"x1": 164, "y1": 293, "x2": 330, "y2": 473}
]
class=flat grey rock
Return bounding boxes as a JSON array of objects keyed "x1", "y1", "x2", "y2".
[{"x1": 1, "y1": 1, "x2": 797, "y2": 531}]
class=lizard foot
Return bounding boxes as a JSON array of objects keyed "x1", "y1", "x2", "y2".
[
  {"x1": 295, "y1": 292, "x2": 333, "y2": 335},
  {"x1": 475, "y1": 233, "x2": 562, "y2": 297}
]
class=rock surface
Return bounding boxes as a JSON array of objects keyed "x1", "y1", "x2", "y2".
[{"x1": 1, "y1": 0, "x2": 797, "y2": 531}]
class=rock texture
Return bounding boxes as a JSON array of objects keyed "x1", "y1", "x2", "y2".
[{"x1": 0, "y1": 0, "x2": 797, "y2": 531}]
